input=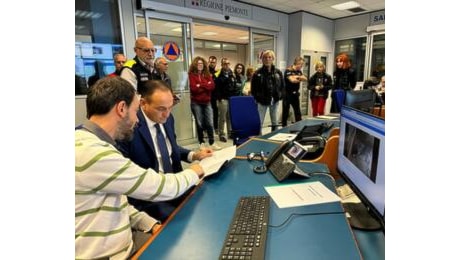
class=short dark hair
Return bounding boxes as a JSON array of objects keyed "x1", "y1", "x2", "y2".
[
  {"x1": 86, "y1": 77, "x2": 136, "y2": 118},
  {"x1": 142, "y1": 80, "x2": 173, "y2": 102}
]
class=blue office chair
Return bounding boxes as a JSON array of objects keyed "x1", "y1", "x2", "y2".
[{"x1": 228, "y1": 96, "x2": 261, "y2": 146}]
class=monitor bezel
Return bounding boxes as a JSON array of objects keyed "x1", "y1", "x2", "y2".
[{"x1": 337, "y1": 106, "x2": 385, "y2": 229}]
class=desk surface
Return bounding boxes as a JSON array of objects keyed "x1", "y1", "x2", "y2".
[{"x1": 136, "y1": 161, "x2": 362, "y2": 259}]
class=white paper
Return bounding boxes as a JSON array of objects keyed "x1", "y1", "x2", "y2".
[
  {"x1": 268, "y1": 133, "x2": 297, "y2": 141},
  {"x1": 315, "y1": 115, "x2": 337, "y2": 120},
  {"x1": 200, "y1": 145, "x2": 236, "y2": 177},
  {"x1": 264, "y1": 181, "x2": 341, "y2": 208}
]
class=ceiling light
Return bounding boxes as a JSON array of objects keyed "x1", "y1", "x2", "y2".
[
  {"x1": 202, "y1": 32, "x2": 218, "y2": 36},
  {"x1": 171, "y1": 27, "x2": 182, "y2": 32},
  {"x1": 238, "y1": 36, "x2": 249, "y2": 40},
  {"x1": 331, "y1": 1, "x2": 360, "y2": 10}
]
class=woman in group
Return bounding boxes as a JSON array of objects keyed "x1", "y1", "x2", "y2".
[
  {"x1": 188, "y1": 56, "x2": 221, "y2": 150},
  {"x1": 242, "y1": 67, "x2": 255, "y2": 96},
  {"x1": 234, "y1": 63, "x2": 246, "y2": 95},
  {"x1": 308, "y1": 61, "x2": 332, "y2": 116},
  {"x1": 331, "y1": 53, "x2": 356, "y2": 113}
]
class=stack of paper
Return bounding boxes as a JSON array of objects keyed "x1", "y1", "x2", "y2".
[{"x1": 200, "y1": 145, "x2": 236, "y2": 177}]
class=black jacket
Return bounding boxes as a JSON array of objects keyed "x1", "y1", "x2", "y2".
[
  {"x1": 333, "y1": 68, "x2": 357, "y2": 91},
  {"x1": 251, "y1": 65, "x2": 284, "y2": 105},
  {"x1": 121, "y1": 56, "x2": 155, "y2": 96},
  {"x1": 308, "y1": 72, "x2": 332, "y2": 99}
]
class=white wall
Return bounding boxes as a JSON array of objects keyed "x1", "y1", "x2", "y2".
[
  {"x1": 301, "y1": 13, "x2": 334, "y2": 52},
  {"x1": 334, "y1": 14, "x2": 373, "y2": 40}
]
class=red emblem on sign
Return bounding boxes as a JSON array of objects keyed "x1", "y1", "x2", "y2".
[{"x1": 162, "y1": 41, "x2": 181, "y2": 61}]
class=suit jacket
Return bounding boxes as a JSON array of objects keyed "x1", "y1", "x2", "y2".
[{"x1": 117, "y1": 110, "x2": 191, "y2": 173}]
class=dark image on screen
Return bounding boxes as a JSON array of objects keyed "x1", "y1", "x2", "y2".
[{"x1": 343, "y1": 123, "x2": 380, "y2": 183}]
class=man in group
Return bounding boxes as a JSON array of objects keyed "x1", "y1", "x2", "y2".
[
  {"x1": 120, "y1": 36, "x2": 156, "y2": 95},
  {"x1": 153, "y1": 57, "x2": 171, "y2": 87},
  {"x1": 214, "y1": 57, "x2": 237, "y2": 142},
  {"x1": 251, "y1": 50, "x2": 285, "y2": 131},
  {"x1": 75, "y1": 77, "x2": 205, "y2": 259},
  {"x1": 282, "y1": 56, "x2": 307, "y2": 126},
  {"x1": 108, "y1": 53, "x2": 127, "y2": 77},
  {"x1": 208, "y1": 56, "x2": 219, "y2": 132},
  {"x1": 117, "y1": 80, "x2": 213, "y2": 221}
]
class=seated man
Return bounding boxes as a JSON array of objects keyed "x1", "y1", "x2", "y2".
[
  {"x1": 117, "y1": 80, "x2": 213, "y2": 221},
  {"x1": 75, "y1": 77, "x2": 205, "y2": 259}
]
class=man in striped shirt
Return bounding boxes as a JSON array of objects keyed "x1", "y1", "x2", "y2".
[{"x1": 75, "y1": 76, "x2": 204, "y2": 259}]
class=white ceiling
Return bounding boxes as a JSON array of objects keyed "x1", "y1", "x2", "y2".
[{"x1": 237, "y1": 0, "x2": 384, "y2": 19}]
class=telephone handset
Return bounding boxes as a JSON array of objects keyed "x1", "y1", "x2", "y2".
[
  {"x1": 266, "y1": 141, "x2": 307, "y2": 182},
  {"x1": 265, "y1": 140, "x2": 291, "y2": 167}
]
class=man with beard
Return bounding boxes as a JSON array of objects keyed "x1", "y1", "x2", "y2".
[
  {"x1": 75, "y1": 77, "x2": 204, "y2": 259},
  {"x1": 120, "y1": 37, "x2": 157, "y2": 96}
]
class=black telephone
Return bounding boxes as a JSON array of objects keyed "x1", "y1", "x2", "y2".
[{"x1": 266, "y1": 141, "x2": 307, "y2": 182}]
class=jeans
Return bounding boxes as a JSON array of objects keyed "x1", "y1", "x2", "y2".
[
  {"x1": 191, "y1": 102, "x2": 215, "y2": 145},
  {"x1": 257, "y1": 101, "x2": 279, "y2": 131}
]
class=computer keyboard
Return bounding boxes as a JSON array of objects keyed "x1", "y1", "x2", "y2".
[{"x1": 219, "y1": 196, "x2": 270, "y2": 260}]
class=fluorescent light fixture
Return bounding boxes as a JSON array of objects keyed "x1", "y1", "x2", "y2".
[
  {"x1": 331, "y1": 1, "x2": 360, "y2": 10},
  {"x1": 171, "y1": 27, "x2": 182, "y2": 32},
  {"x1": 238, "y1": 36, "x2": 249, "y2": 40},
  {"x1": 202, "y1": 31, "x2": 218, "y2": 36}
]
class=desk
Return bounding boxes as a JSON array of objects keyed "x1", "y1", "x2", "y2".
[{"x1": 135, "y1": 158, "x2": 361, "y2": 259}]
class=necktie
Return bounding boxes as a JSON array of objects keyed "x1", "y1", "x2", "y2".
[{"x1": 154, "y1": 124, "x2": 173, "y2": 173}]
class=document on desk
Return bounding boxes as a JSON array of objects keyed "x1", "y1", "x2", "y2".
[
  {"x1": 268, "y1": 133, "x2": 297, "y2": 141},
  {"x1": 315, "y1": 115, "x2": 338, "y2": 120},
  {"x1": 264, "y1": 182, "x2": 341, "y2": 208},
  {"x1": 200, "y1": 145, "x2": 236, "y2": 177}
]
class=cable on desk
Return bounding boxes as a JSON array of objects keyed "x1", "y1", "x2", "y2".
[
  {"x1": 309, "y1": 172, "x2": 337, "y2": 187},
  {"x1": 268, "y1": 211, "x2": 345, "y2": 229}
]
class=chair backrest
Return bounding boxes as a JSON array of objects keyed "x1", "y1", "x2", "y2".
[
  {"x1": 305, "y1": 135, "x2": 340, "y2": 179},
  {"x1": 228, "y1": 96, "x2": 261, "y2": 145}
]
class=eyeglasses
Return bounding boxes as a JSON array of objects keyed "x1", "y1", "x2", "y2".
[{"x1": 136, "y1": 47, "x2": 156, "y2": 53}]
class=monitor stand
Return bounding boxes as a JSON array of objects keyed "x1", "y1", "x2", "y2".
[{"x1": 342, "y1": 202, "x2": 382, "y2": 230}]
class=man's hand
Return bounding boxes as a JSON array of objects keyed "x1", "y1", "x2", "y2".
[
  {"x1": 192, "y1": 147, "x2": 213, "y2": 161},
  {"x1": 190, "y1": 164, "x2": 205, "y2": 178},
  {"x1": 152, "y1": 223, "x2": 162, "y2": 234}
]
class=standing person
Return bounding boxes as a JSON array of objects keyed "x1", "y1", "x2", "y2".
[
  {"x1": 282, "y1": 57, "x2": 307, "y2": 126},
  {"x1": 234, "y1": 63, "x2": 246, "y2": 96},
  {"x1": 208, "y1": 56, "x2": 219, "y2": 132},
  {"x1": 242, "y1": 67, "x2": 255, "y2": 96},
  {"x1": 251, "y1": 50, "x2": 285, "y2": 131},
  {"x1": 108, "y1": 53, "x2": 126, "y2": 77},
  {"x1": 152, "y1": 57, "x2": 171, "y2": 87},
  {"x1": 120, "y1": 36, "x2": 156, "y2": 95},
  {"x1": 214, "y1": 58, "x2": 237, "y2": 142},
  {"x1": 308, "y1": 61, "x2": 332, "y2": 116},
  {"x1": 189, "y1": 56, "x2": 221, "y2": 150},
  {"x1": 117, "y1": 80, "x2": 213, "y2": 222},
  {"x1": 75, "y1": 77, "x2": 205, "y2": 259},
  {"x1": 331, "y1": 53, "x2": 356, "y2": 113}
]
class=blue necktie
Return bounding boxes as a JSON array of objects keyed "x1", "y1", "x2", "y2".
[{"x1": 155, "y1": 124, "x2": 173, "y2": 173}]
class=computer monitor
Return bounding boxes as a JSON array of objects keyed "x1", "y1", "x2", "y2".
[
  {"x1": 338, "y1": 106, "x2": 385, "y2": 230},
  {"x1": 345, "y1": 89, "x2": 376, "y2": 112}
]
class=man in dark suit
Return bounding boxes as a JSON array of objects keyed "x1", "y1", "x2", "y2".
[{"x1": 117, "y1": 80, "x2": 213, "y2": 222}]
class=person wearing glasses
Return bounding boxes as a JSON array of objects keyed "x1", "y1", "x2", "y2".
[
  {"x1": 116, "y1": 80, "x2": 213, "y2": 222},
  {"x1": 108, "y1": 53, "x2": 126, "y2": 77},
  {"x1": 120, "y1": 36, "x2": 157, "y2": 96}
]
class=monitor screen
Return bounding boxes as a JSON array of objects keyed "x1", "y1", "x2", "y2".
[
  {"x1": 345, "y1": 89, "x2": 376, "y2": 112},
  {"x1": 338, "y1": 106, "x2": 385, "y2": 229}
]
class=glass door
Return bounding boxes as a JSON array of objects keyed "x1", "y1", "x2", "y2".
[
  {"x1": 250, "y1": 30, "x2": 276, "y2": 69},
  {"x1": 137, "y1": 12, "x2": 195, "y2": 144}
]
